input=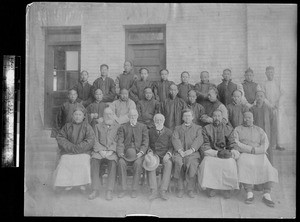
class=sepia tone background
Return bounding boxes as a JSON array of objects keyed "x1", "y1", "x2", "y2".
[{"x1": 25, "y1": 3, "x2": 296, "y2": 217}]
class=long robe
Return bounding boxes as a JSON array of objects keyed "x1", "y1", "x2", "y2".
[
  {"x1": 109, "y1": 98, "x2": 136, "y2": 125},
  {"x1": 198, "y1": 123, "x2": 239, "y2": 190},
  {"x1": 153, "y1": 79, "x2": 175, "y2": 103},
  {"x1": 129, "y1": 80, "x2": 154, "y2": 103},
  {"x1": 242, "y1": 80, "x2": 259, "y2": 105},
  {"x1": 53, "y1": 120, "x2": 95, "y2": 187},
  {"x1": 217, "y1": 79, "x2": 238, "y2": 106},
  {"x1": 187, "y1": 102, "x2": 206, "y2": 126},
  {"x1": 72, "y1": 81, "x2": 93, "y2": 107},
  {"x1": 86, "y1": 101, "x2": 108, "y2": 127},
  {"x1": 160, "y1": 96, "x2": 187, "y2": 131},
  {"x1": 194, "y1": 81, "x2": 216, "y2": 104},
  {"x1": 136, "y1": 98, "x2": 160, "y2": 128},
  {"x1": 177, "y1": 82, "x2": 194, "y2": 103},
  {"x1": 172, "y1": 123, "x2": 203, "y2": 179},
  {"x1": 227, "y1": 102, "x2": 249, "y2": 128},
  {"x1": 92, "y1": 77, "x2": 116, "y2": 102},
  {"x1": 233, "y1": 124, "x2": 278, "y2": 185},
  {"x1": 116, "y1": 70, "x2": 136, "y2": 91}
]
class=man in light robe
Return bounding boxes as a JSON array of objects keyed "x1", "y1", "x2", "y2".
[
  {"x1": 109, "y1": 88, "x2": 136, "y2": 125},
  {"x1": 172, "y1": 109, "x2": 203, "y2": 198},
  {"x1": 198, "y1": 109, "x2": 240, "y2": 199},
  {"x1": 234, "y1": 111, "x2": 278, "y2": 207},
  {"x1": 88, "y1": 107, "x2": 120, "y2": 201}
]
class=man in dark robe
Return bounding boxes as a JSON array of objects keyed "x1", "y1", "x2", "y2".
[
  {"x1": 217, "y1": 69, "x2": 238, "y2": 106},
  {"x1": 242, "y1": 67, "x2": 260, "y2": 106},
  {"x1": 160, "y1": 84, "x2": 187, "y2": 131},
  {"x1": 92, "y1": 64, "x2": 116, "y2": 102},
  {"x1": 72, "y1": 70, "x2": 93, "y2": 107},
  {"x1": 115, "y1": 60, "x2": 138, "y2": 94},
  {"x1": 187, "y1": 90, "x2": 205, "y2": 126},
  {"x1": 194, "y1": 71, "x2": 216, "y2": 104},
  {"x1": 153, "y1": 69, "x2": 175, "y2": 103},
  {"x1": 177, "y1": 71, "x2": 194, "y2": 103}
]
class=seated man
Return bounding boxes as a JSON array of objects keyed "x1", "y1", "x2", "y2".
[
  {"x1": 109, "y1": 88, "x2": 136, "y2": 125},
  {"x1": 53, "y1": 107, "x2": 95, "y2": 194},
  {"x1": 187, "y1": 89, "x2": 206, "y2": 126},
  {"x1": 198, "y1": 109, "x2": 240, "y2": 199},
  {"x1": 234, "y1": 112, "x2": 278, "y2": 207},
  {"x1": 172, "y1": 109, "x2": 203, "y2": 198},
  {"x1": 116, "y1": 109, "x2": 149, "y2": 198},
  {"x1": 88, "y1": 107, "x2": 120, "y2": 201},
  {"x1": 145, "y1": 113, "x2": 173, "y2": 201},
  {"x1": 136, "y1": 87, "x2": 160, "y2": 129}
]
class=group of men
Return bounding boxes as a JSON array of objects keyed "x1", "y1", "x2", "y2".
[{"x1": 52, "y1": 60, "x2": 282, "y2": 208}]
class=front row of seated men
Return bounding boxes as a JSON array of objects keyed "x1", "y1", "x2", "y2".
[{"x1": 53, "y1": 107, "x2": 278, "y2": 208}]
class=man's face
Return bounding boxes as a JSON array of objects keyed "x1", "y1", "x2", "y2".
[
  {"x1": 182, "y1": 111, "x2": 193, "y2": 124},
  {"x1": 129, "y1": 112, "x2": 138, "y2": 125},
  {"x1": 73, "y1": 110, "x2": 85, "y2": 123},
  {"x1": 212, "y1": 111, "x2": 222, "y2": 125},
  {"x1": 140, "y1": 69, "x2": 148, "y2": 80},
  {"x1": 232, "y1": 91, "x2": 242, "y2": 104},
  {"x1": 208, "y1": 89, "x2": 217, "y2": 102},
  {"x1": 169, "y1": 85, "x2": 178, "y2": 98},
  {"x1": 188, "y1": 91, "x2": 197, "y2": 104},
  {"x1": 243, "y1": 112, "x2": 254, "y2": 126},
  {"x1": 120, "y1": 90, "x2": 129, "y2": 101},
  {"x1": 100, "y1": 66, "x2": 108, "y2": 77},
  {"x1": 103, "y1": 109, "x2": 114, "y2": 124},
  {"x1": 200, "y1": 72, "x2": 209, "y2": 83},
  {"x1": 222, "y1": 70, "x2": 231, "y2": 81},
  {"x1": 94, "y1": 89, "x2": 103, "y2": 102},
  {"x1": 124, "y1": 61, "x2": 132, "y2": 73},
  {"x1": 265, "y1": 68, "x2": 274, "y2": 81},
  {"x1": 68, "y1": 90, "x2": 78, "y2": 102},
  {"x1": 256, "y1": 91, "x2": 265, "y2": 104},
  {"x1": 160, "y1": 70, "x2": 169, "y2": 81},
  {"x1": 144, "y1": 88, "x2": 153, "y2": 100},
  {"x1": 181, "y1": 72, "x2": 189, "y2": 84},
  {"x1": 154, "y1": 115, "x2": 165, "y2": 129},
  {"x1": 244, "y1": 71, "x2": 254, "y2": 82},
  {"x1": 80, "y1": 72, "x2": 88, "y2": 82}
]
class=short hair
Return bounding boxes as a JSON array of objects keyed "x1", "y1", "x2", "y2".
[
  {"x1": 181, "y1": 71, "x2": 190, "y2": 77},
  {"x1": 212, "y1": 109, "x2": 222, "y2": 116},
  {"x1": 124, "y1": 60, "x2": 133, "y2": 67},
  {"x1": 100, "y1": 64, "x2": 109, "y2": 70},
  {"x1": 73, "y1": 106, "x2": 86, "y2": 114},
  {"x1": 94, "y1": 88, "x2": 103, "y2": 95},
  {"x1": 255, "y1": 90, "x2": 265, "y2": 96},
  {"x1": 139, "y1": 67, "x2": 149, "y2": 74},
  {"x1": 200, "y1": 71, "x2": 209, "y2": 76},
  {"x1": 245, "y1": 67, "x2": 253, "y2": 74},
  {"x1": 160, "y1": 69, "x2": 169, "y2": 74},
  {"x1": 120, "y1": 88, "x2": 129, "y2": 94},
  {"x1": 223, "y1": 68, "x2": 231, "y2": 73},
  {"x1": 243, "y1": 111, "x2": 253, "y2": 118},
  {"x1": 68, "y1": 88, "x2": 78, "y2": 94},
  {"x1": 153, "y1": 113, "x2": 165, "y2": 122},
  {"x1": 232, "y1": 89, "x2": 243, "y2": 96},
  {"x1": 188, "y1": 89, "x2": 197, "y2": 96},
  {"x1": 144, "y1": 87, "x2": 153, "y2": 92},
  {"x1": 208, "y1": 86, "x2": 219, "y2": 96},
  {"x1": 80, "y1": 70, "x2": 89, "y2": 75},
  {"x1": 169, "y1": 84, "x2": 178, "y2": 90},
  {"x1": 182, "y1": 108, "x2": 194, "y2": 116},
  {"x1": 266, "y1": 66, "x2": 274, "y2": 71}
]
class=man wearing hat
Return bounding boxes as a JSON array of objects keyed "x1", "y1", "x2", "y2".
[
  {"x1": 242, "y1": 68, "x2": 261, "y2": 107},
  {"x1": 144, "y1": 113, "x2": 173, "y2": 200},
  {"x1": 172, "y1": 108, "x2": 203, "y2": 198},
  {"x1": 88, "y1": 107, "x2": 120, "y2": 201},
  {"x1": 117, "y1": 109, "x2": 149, "y2": 198}
]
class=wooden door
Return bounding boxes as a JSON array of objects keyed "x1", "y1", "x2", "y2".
[
  {"x1": 44, "y1": 45, "x2": 80, "y2": 128},
  {"x1": 125, "y1": 25, "x2": 166, "y2": 82}
]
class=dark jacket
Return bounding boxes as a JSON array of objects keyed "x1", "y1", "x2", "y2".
[
  {"x1": 92, "y1": 77, "x2": 116, "y2": 102},
  {"x1": 177, "y1": 82, "x2": 194, "y2": 103},
  {"x1": 153, "y1": 79, "x2": 175, "y2": 103},
  {"x1": 217, "y1": 79, "x2": 237, "y2": 106},
  {"x1": 137, "y1": 98, "x2": 160, "y2": 128},
  {"x1": 72, "y1": 81, "x2": 93, "y2": 107},
  {"x1": 242, "y1": 80, "x2": 258, "y2": 104},
  {"x1": 149, "y1": 126, "x2": 173, "y2": 158}
]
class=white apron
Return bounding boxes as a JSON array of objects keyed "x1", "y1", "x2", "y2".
[
  {"x1": 237, "y1": 153, "x2": 278, "y2": 184},
  {"x1": 198, "y1": 156, "x2": 239, "y2": 190},
  {"x1": 53, "y1": 154, "x2": 91, "y2": 187}
]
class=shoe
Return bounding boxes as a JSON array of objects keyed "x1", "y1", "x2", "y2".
[
  {"x1": 245, "y1": 196, "x2": 254, "y2": 204},
  {"x1": 65, "y1": 186, "x2": 72, "y2": 191},
  {"x1": 177, "y1": 189, "x2": 184, "y2": 198},
  {"x1": 79, "y1": 185, "x2": 87, "y2": 194},
  {"x1": 160, "y1": 190, "x2": 169, "y2": 200},
  {"x1": 149, "y1": 190, "x2": 159, "y2": 200},
  {"x1": 262, "y1": 196, "x2": 275, "y2": 207},
  {"x1": 106, "y1": 190, "x2": 113, "y2": 201},
  {"x1": 223, "y1": 190, "x2": 231, "y2": 199},
  {"x1": 88, "y1": 190, "x2": 99, "y2": 200},
  {"x1": 131, "y1": 190, "x2": 138, "y2": 198},
  {"x1": 276, "y1": 146, "x2": 285, "y2": 151},
  {"x1": 207, "y1": 189, "x2": 216, "y2": 198},
  {"x1": 187, "y1": 190, "x2": 195, "y2": 198},
  {"x1": 118, "y1": 190, "x2": 126, "y2": 198}
]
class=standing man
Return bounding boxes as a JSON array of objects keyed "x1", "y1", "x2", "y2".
[
  {"x1": 262, "y1": 66, "x2": 285, "y2": 151},
  {"x1": 88, "y1": 107, "x2": 120, "y2": 201},
  {"x1": 92, "y1": 64, "x2": 116, "y2": 103},
  {"x1": 177, "y1": 71, "x2": 194, "y2": 103},
  {"x1": 115, "y1": 60, "x2": 138, "y2": 94},
  {"x1": 242, "y1": 67, "x2": 261, "y2": 106},
  {"x1": 160, "y1": 84, "x2": 187, "y2": 131},
  {"x1": 72, "y1": 70, "x2": 93, "y2": 107},
  {"x1": 145, "y1": 113, "x2": 173, "y2": 200},
  {"x1": 116, "y1": 109, "x2": 149, "y2": 198},
  {"x1": 217, "y1": 69, "x2": 238, "y2": 106},
  {"x1": 194, "y1": 71, "x2": 216, "y2": 104},
  {"x1": 187, "y1": 90, "x2": 206, "y2": 126},
  {"x1": 234, "y1": 112, "x2": 278, "y2": 207},
  {"x1": 109, "y1": 89, "x2": 136, "y2": 125},
  {"x1": 172, "y1": 109, "x2": 203, "y2": 198},
  {"x1": 153, "y1": 69, "x2": 175, "y2": 103}
]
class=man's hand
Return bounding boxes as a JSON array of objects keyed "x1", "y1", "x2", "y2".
[
  {"x1": 97, "y1": 117, "x2": 104, "y2": 123},
  {"x1": 105, "y1": 150, "x2": 113, "y2": 157},
  {"x1": 178, "y1": 149, "x2": 185, "y2": 158},
  {"x1": 100, "y1": 150, "x2": 107, "y2": 158},
  {"x1": 163, "y1": 153, "x2": 171, "y2": 163},
  {"x1": 231, "y1": 149, "x2": 240, "y2": 159},
  {"x1": 118, "y1": 153, "x2": 125, "y2": 158},
  {"x1": 183, "y1": 149, "x2": 193, "y2": 157},
  {"x1": 136, "y1": 152, "x2": 143, "y2": 159}
]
